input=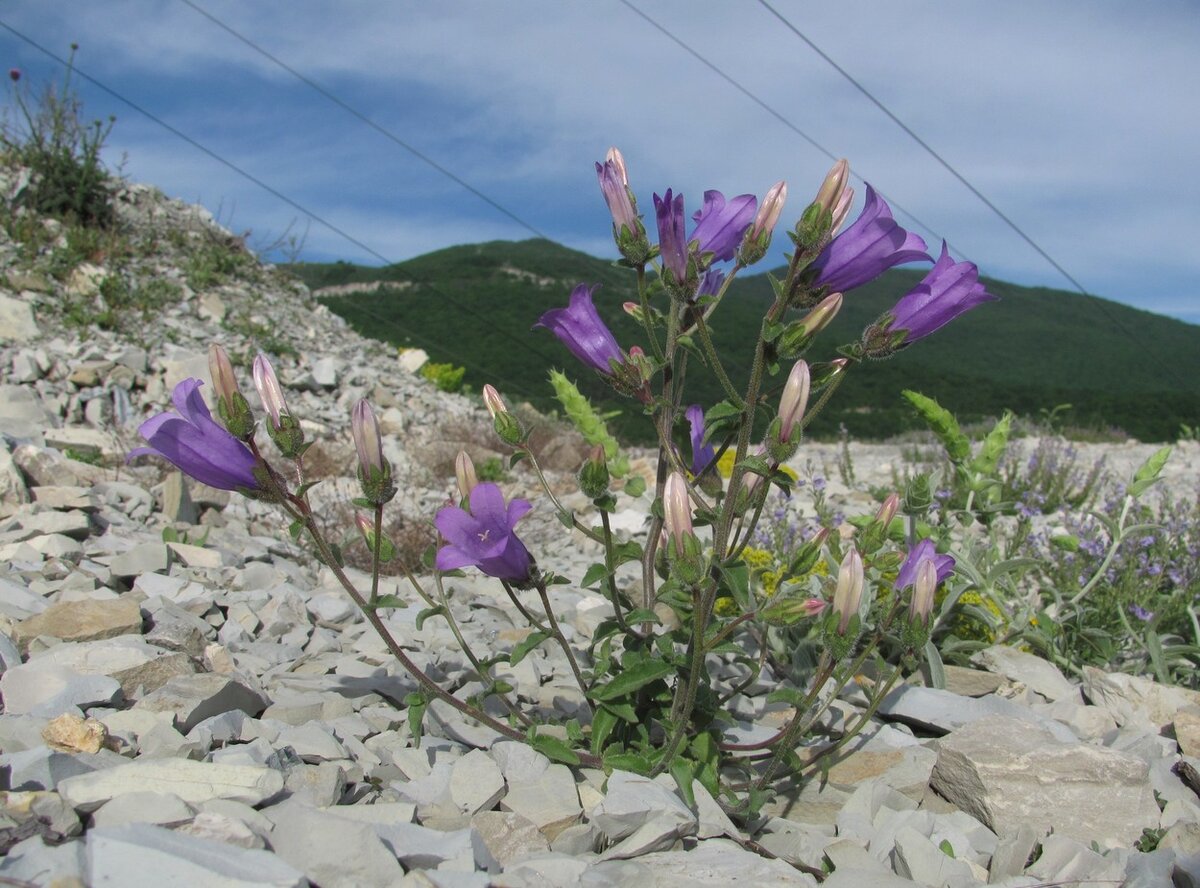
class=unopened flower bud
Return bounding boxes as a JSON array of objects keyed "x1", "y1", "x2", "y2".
[
  {"x1": 909, "y1": 558, "x2": 937, "y2": 626},
  {"x1": 355, "y1": 511, "x2": 373, "y2": 540},
  {"x1": 606, "y1": 146, "x2": 629, "y2": 186},
  {"x1": 777, "y1": 360, "x2": 810, "y2": 445},
  {"x1": 352, "y1": 400, "x2": 394, "y2": 504},
  {"x1": 739, "y1": 181, "x2": 787, "y2": 265},
  {"x1": 578, "y1": 445, "x2": 609, "y2": 500},
  {"x1": 482, "y1": 384, "x2": 524, "y2": 445},
  {"x1": 830, "y1": 187, "x2": 854, "y2": 235},
  {"x1": 455, "y1": 451, "x2": 478, "y2": 501},
  {"x1": 252, "y1": 354, "x2": 287, "y2": 430},
  {"x1": 663, "y1": 472, "x2": 705, "y2": 586},
  {"x1": 253, "y1": 354, "x2": 305, "y2": 458},
  {"x1": 208, "y1": 343, "x2": 254, "y2": 439},
  {"x1": 813, "y1": 159, "x2": 849, "y2": 216},
  {"x1": 903, "y1": 474, "x2": 933, "y2": 516},
  {"x1": 832, "y1": 547, "x2": 864, "y2": 636},
  {"x1": 597, "y1": 155, "x2": 636, "y2": 233},
  {"x1": 810, "y1": 357, "x2": 849, "y2": 391},
  {"x1": 875, "y1": 492, "x2": 900, "y2": 528}
]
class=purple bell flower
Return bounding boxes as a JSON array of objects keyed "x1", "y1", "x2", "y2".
[
  {"x1": 535, "y1": 283, "x2": 624, "y2": 375},
  {"x1": 654, "y1": 189, "x2": 688, "y2": 280},
  {"x1": 884, "y1": 242, "x2": 998, "y2": 343},
  {"x1": 685, "y1": 404, "x2": 716, "y2": 476},
  {"x1": 697, "y1": 268, "x2": 725, "y2": 299},
  {"x1": 128, "y1": 378, "x2": 260, "y2": 491},
  {"x1": 690, "y1": 190, "x2": 757, "y2": 263},
  {"x1": 895, "y1": 539, "x2": 955, "y2": 590},
  {"x1": 809, "y1": 185, "x2": 931, "y2": 293},
  {"x1": 435, "y1": 482, "x2": 534, "y2": 583}
]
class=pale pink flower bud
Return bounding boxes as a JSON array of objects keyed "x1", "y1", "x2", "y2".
[
  {"x1": 830, "y1": 186, "x2": 855, "y2": 235},
  {"x1": 800, "y1": 291, "x2": 843, "y2": 337},
  {"x1": 351, "y1": 400, "x2": 385, "y2": 476},
  {"x1": 833, "y1": 547, "x2": 864, "y2": 636},
  {"x1": 663, "y1": 472, "x2": 693, "y2": 555},
  {"x1": 910, "y1": 557, "x2": 937, "y2": 625},
  {"x1": 875, "y1": 492, "x2": 900, "y2": 527},
  {"x1": 482, "y1": 384, "x2": 508, "y2": 420},
  {"x1": 752, "y1": 180, "x2": 787, "y2": 239},
  {"x1": 208, "y1": 344, "x2": 239, "y2": 407},
  {"x1": 252, "y1": 354, "x2": 287, "y2": 430},
  {"x1": 777, "y1": 360, "x2": 810, "y2": 444},
  {"x1": 813, "y1": 159, "x2": 849, "y2": 215},
  {"x1": 803, "y1": 598, "x2": 828, "y2": 617},
  {"x1": 605, "y1": 146, "x2": 629, "y2": 187},
  {"x1": 355, "y1": 511, "x2": 373, "y2": 540},
  {"x1": 455, "y1": 451, "x2": 478, "y2": 500}
]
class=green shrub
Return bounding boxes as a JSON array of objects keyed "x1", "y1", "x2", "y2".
[
  {"x1": 420, "y1": 361, "x2": 466, "y2": 393},
  {"x1": 1, "y1": 49, "x2": 114, "y2": 228}
]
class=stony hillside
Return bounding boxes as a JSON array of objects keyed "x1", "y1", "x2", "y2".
[{"x1": 2, "y1": 161, "x2": 1200, "y2": 887}]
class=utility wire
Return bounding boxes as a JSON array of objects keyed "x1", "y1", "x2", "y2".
[
  {"x1": 755, "y1": 0, "x2": 1093, "y2": 299},
  {"x1": 0, "y1": 20, "x2": 556, "y2": 403},
  {"x1": 615, "y1": 0, "x2": 962, "y2": 262},
  {"x1": 174, "y1": 0, "x2": 550, "y2": 242}
]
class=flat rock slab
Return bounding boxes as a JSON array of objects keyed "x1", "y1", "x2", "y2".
[
  {"x1": 878, "y1": 683, "x2": 1077, "y2": 742},
  {"x1": 13, "y1": 597, "x2": 142, "y2": 648},
  {"x1": 586, "y1": 837, "x2": 816, "y2": 886},
  {"x1": 57, "y1": 758, "x2": 284, "y2": 810},
  {"x1": 87, "y1": 822, "x2": 307, "y2": 888},
  {"x1": 263, "y1": 801, "x2": 405, "y2": 888},
  {"x1": 1083, "y1": 666, "x2": 1200, "y2": 730},
  {"x1": 134, "y1": 673, "x2": 268, "y2": 733},
  {"x1": 971, "y1": 644, "x2": 1079, "y2": 702},
  {"x1": 930, "y1": 714, "x2": 1159, "y2": 845}
]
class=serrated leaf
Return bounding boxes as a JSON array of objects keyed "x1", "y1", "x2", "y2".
[
  {"x1": 624, "y1": 475, "x2": 646, "y2": 498},
  {"x1": 589, "y1": 660, "x2": 675, "y2": 702},
  {"x1": 415, "y1": 605, "x2": 447, "y2": 631},
  {"x1": 566, "y1": 719, "x2": 584, "y2": 744},
  {"x1": 528, "y1": 733, "x2": 581, "y2": 766},
  {"x1": 902, "y1": 390, "x2": 969, "y2": 464},
  {"x1": 601, "y1": 700, "x2": 638, "y2": 723},
  {"x1": 509, "y1": 630, "x2": 550, "y2": 666},
  {"x1": 613, "y1": 541, "x2": 644, "y2": 566}
]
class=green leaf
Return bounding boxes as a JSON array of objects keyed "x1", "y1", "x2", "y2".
[
  {"x1": 902, "y1": 390, "x2": 969, "y2": 464},
  {"x1": 590, "y1": 705, "x2": 620, "y2": 755},
  {"x1": 624, "y1": 475, "x2": 646, "y2": 498},
  {"x1": 161, "y1": 527, "x2": 179, "y2": 544},
  {"x1": 288, "y1": 519, "x2": 304, "y2": 541},
  {"x1": 566, "y1": 719, "x2": 584, "y2": 744},
  {"x1": 580, "y1": 563, "x2": 610, "y2": 588},
  {"x1": 766, "y1": 687, "x2": 808, "y2": 708},
  {"x1": 939, "y1": 839, "x2": 955, "y2": 858},
  {"x1": 622, "y1": 608, "x2": 662, "y2": 625},
  {"x1": 528, "y1": 733, "x2": 580, "y2": 766},
  {"x1": 509, "y1": 450, "x2": 529, "y2": 469},
  {"x1": 404, "y1": 692, "x2": 427, "y2": 748},
  {"x1": 295, "y1": 480, "x2": 322, "y2": 498},
  {"x1": 670, "y1": 758, "x2": 697, "y2": 807},
  {"x1": 509, "y1": 630, "x2": 550, "y2": 666},
  {"x1": 371, "y1": 594, "x2": 408, "y2": 610},
  {"x1": 415, "y1": 605, "x2": 447, "y2": 631},
  {"x1": 600, "y1": 700, "x2": 638, "y2": 723},
  {"x1": 602, "y1": 750, "x2": 653, "y2": 775},
  {"x1": 589, "y1": 660, "x2": 675, "y2": 702},
  {"x1": 351, "y1": 497, "x2": 373, "y2": 509},
  {"x1": 923, "y1": 639, "x2": 946, "y2": 690},
  {"x1": 716, "y1": 561, "x2": 751, "y2": 613},
  {"x1": 1129, "y1": 445, "x2": 1172, "y2": 497}
]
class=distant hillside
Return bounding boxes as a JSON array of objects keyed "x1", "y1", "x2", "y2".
[{"x1": 287, "y1": 239, "x2": 1200, "y2": 443}]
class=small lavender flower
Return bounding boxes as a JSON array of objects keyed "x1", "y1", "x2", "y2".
[
  {"x1": 434, "y1": 482, "x2": 534, "y2": 583},
  {"x1": 685, "y1": 404, "x2": 716, "y2": 477},
  {"x1": 689, "y1": 190, "x2": 757, "y2": 263},
  {"x1": 535, "y1": 284, "x2": 624, "y2": 375},
  {"x1": 654, "y1": 189, "x2": 688, "y2": 281},
  {"x1": 808, "y1": 185, "x2": 931, "y2": 293},
  {"x1": 129, "y1": 378, "x2": 259, "y2": 491}
]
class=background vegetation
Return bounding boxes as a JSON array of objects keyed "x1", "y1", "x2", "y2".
[{"x1": 288, "y1": 238, "x2": 1200, "y2": 444}]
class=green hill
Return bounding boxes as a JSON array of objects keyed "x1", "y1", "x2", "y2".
[{"x1": 286, "y1": 239, "x2": 1200, "y2": 443}]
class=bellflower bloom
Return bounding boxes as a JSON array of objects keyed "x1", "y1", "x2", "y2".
[
  {"x1": 685, "y1": 404, "x2": 716, "y2": 477},
  {"x1": 689, "y1": 190, "x2": 757, "y2": 263},
  {"x1": 535, "y1": 283, "x2": 623, "y2": 375},
  {"x1": 882, "y1": 242, "x2": 998, "y2": 345},
  {"x1": 809, "y1": 185, "x2": 931, "y2": 293},
  {"x1": 654, "y1": 189, "x2": 688, "y2": 280},
  {"x1": 697, "y1": 268, "x2": 725, "y2": 299},
  {"x1": 129, "y1": 378, "x2": 259, "y2": 491},
  {"x1": 435, "y1": 482, "x2": 534, "y2": 583},
  {"x1": 894, "y1": 539, "x2": 955, "y2": 590}
]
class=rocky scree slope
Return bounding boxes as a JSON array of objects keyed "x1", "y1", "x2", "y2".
[{"x1": 0, "y1": 165, "x2": 1199, "y2": 886}]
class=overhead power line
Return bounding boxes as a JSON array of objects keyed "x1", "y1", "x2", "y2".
[
  {"x1": 175, "y1": 0, "x2": 550, "y2": 242},
  {"x1": 0, "y1": 20, "x2": 557, "y2": 404},
  {"x1": 755, "y1": 0, "x2": 1092, "y2": 299}
]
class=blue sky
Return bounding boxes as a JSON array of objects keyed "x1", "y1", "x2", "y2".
[{"x1": 3, "y1": 1, "x2": 1199, "y2": 323}]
